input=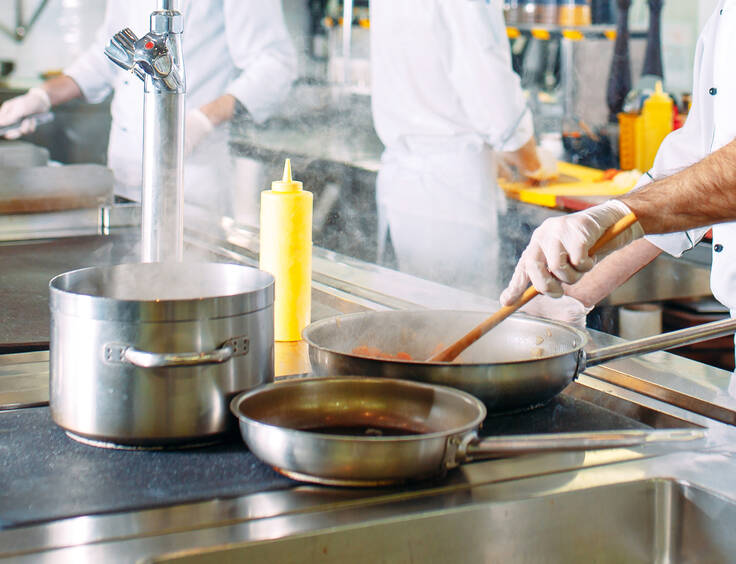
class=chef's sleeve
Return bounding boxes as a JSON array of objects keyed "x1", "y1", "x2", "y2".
[
  {"x1": 222, "y1": 0, "x2": 298, "y2": 124},
  {"x1": 635, "y1": 34, "x2": 711, "y2": 257},
  {"x1": 439, "y1": 2, "x2": 533, "y2": 151},
  {"x1": 63, "y1": 2, "x2": 119, "y2": 104}
]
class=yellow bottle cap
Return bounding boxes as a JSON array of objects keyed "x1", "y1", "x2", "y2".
[
  {"x1": 271, "y1": 159, "x2": 303, "y2": 192},
  {"x1": 649, "y1": 80, "x2": 672, "y2": 102}
]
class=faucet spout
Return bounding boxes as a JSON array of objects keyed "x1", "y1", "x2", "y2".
[
  {"x1": 158, "y1": 0, "x2": 180, "y2": 11},
  {"x1": 104, "y1": 6, "x2": 186, "y2": 263}
]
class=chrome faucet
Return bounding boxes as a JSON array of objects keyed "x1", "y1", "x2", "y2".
[{"x1": 104, "y1": 0, "x2": 185, "y2": 262}]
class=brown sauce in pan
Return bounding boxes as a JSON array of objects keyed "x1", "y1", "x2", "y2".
[
  {"x1": 301, "y1": 425, "x2": 424, "y2": 437},
  {"x1": 351, "y1": 345, "x2": 413, "y2": 360},
  {"x1": 350, "y1": 343, "x2": 446, "y2": 361}
]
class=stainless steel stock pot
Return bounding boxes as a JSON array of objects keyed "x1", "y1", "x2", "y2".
[{"x1": 49, "y1": 262, "x2": 274, "y2": 447}]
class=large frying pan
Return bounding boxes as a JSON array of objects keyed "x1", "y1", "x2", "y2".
[
  {"x1": 303, "y1": 311, "x2": 736, "y2": 413},
  {"x1": 230, "y1": 377, "x2": 703, "y2": 486}
]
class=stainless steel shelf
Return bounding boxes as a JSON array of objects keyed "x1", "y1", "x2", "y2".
[{"x1": 507, "y1": 23, "x2": 648, "y2": 41}]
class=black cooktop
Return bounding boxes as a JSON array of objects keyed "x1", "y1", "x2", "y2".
[
  {"x1": 0, "y1": 407, "x2": 294, "y2": 530},
  {"x1": 0, "y1": 397, "x2": 648, "y2": 530}
]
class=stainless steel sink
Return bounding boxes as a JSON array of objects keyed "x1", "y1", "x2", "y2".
[{"x1": 149, "y1": 478, "x2": 735, "y2": 564}]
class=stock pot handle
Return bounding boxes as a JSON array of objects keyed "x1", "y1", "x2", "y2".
[{"x1": 104, "y1": 336, "x2": 248, "y2": 368}]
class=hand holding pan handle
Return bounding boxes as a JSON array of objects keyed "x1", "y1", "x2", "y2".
[{"x1": 429, "y1": 212, "x2": 639, "y2": 363}]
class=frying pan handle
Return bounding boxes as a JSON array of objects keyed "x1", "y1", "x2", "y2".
[
  {"x1": 584, "y1": 317, "x2": 736, "y2": 368},
  {"x1": 460, "y1": 428, "x2": 704, "y2": 461},
  {"x1": 103, "y1": 336, "x2": 249, "y2": 368}
]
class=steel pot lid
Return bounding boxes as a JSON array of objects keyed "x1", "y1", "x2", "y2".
[{"x1": 50, "y1": 262, "x2": 274, "y2": 322}]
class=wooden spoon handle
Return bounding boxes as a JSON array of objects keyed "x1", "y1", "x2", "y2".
[{"x1": 429, "y1": 212, "x2": 639, "y2": 363}]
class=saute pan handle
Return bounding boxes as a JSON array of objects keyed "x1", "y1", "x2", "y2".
[
  {"x1": 104, "y1": 336, "x2": 248, "y2": 368},
  {"x1": 583, "y1": 317, "x2": 736, "y2": 368},
  {"x1": 459, "y1": 428, "x2": 704, "y2": 462}
]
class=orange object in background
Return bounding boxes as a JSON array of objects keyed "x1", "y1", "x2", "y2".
[
  {"x1": 558, "y1": 1, "x2": 591, "y2": 26},
  {"x1": 618, "y1": 82, "x2": 674, "y2": 172},
  {"x1": 673, "y1": 113, "x2": 686, "y2": 131},
  {"x1": 618, "y1": 112, "x2": 645, "y2": 171},
  {"x1": 598, "y1": 169, "x2": 619, "y2": 182}
]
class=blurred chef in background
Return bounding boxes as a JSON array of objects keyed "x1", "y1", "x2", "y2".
[
  {"x1": 0, "y1": 0, "x2": 296, "y2": 218},
  {"x1": 500, "y1": 0, "x2": 736, "y2": 340},
  {"x1": 370, "y1": 0, "x2": 555, "y2": 297}
]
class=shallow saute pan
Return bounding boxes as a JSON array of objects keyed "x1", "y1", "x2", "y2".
[
  {"x1": 230, "y1": 377, "x2": 703, "y2": 486},
  {"x1": 303, "y1": 311, "x2": 736, "y2": 413}
]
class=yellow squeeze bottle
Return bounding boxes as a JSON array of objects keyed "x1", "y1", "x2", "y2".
[
  {"x1": 641, "y1": 81, "x2": 674, "y2": 171},
  {"x1": 260, "y1": 159, "x2": 313, "y2": 341}
]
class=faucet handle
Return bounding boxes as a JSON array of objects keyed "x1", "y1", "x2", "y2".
[
  {"x1": 104, "y1": 27, "x2": 183, "y2": 91},
  {"x1": 105, "y1": 28, "x2": 139, "y2": 72},
  {"x1": 134, "y1": 33, "x2": 173, "y2": 78}
]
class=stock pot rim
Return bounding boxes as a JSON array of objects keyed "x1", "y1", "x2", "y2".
[{"x1": 49, "y1": 262, "x2": 274, "y2": 322}]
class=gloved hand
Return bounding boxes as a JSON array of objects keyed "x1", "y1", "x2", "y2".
[
  {"x1": 0, "y1": 87, "x2": 51, "y2": 139},
  {"x1": 500, "y1": 145, "x2": 558, "y2": 184},
  {"x1": 521, "y1": 148, "x2": 559, "y2": 184},
  {"x1": 500, "y1": 199, "x2": 643, "y2": 305},
  {"x1": 521, "y1": 294, "x2": 593, "y2": 328},
  {"x1": 184, "y1": 108, "x2": 214, "y2": 156}
]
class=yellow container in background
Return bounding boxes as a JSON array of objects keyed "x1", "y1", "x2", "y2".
[
  {"x1": 260, "y1": 159, "x2": 313, "y2": 341},
  {"x1": 641, "y1": 81, "x2": 673, "y2": 172},
  {"x1": 618, "y1": 82, "x2": 673, "y2": 172},
  {"x1": 618, "y1": 112, "x2": 640, "y2": 171},
  {"x1": 558, "y1": 1, "x2": 591, "y2": 26}
]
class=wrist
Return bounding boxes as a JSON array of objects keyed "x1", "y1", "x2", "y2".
[
  {"x1": 199, "y1": 94, "x2": 236, "y2": 126},
  {"x1": 191, "y1": 108, "x2": 214, "y2": 131},
  {"x1": 517, "y1": 140, "x2": 542, "y2": 173},
  {"x1": 566, "y1": 290, "x2": 597, "y2": 311},
  {"x1": 29, "y1": 87, "x2": 51, "y2": 112}
]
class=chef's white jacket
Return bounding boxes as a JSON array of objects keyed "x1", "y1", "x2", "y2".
[
  {"x1": 639, "y1": 0, "x2": 736, "y2": 316},
  {"x1": 64, "y1": 0, "x2": 297, "y2": 196},
  {"x1": 371, "y1": 0, "x2": 532, "y2": 158},
  {"x1": 370, "y1": 0, "x2": 533, "y2": 296}
]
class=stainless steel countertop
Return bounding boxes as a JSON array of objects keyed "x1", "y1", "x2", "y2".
[{"x1": 2, "y1": 219, "x2": 736, "y2": 561}]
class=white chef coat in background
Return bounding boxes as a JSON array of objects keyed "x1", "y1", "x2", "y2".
[
  {"x1": 638, "y1": 0, "x2": 736, "y2": 320},
  {"x1": 64, "y1": 0, "x2": 297, "y2": 213},
  {"x1": 370, "y1": 0, "x2": 533, "y2": 297}
]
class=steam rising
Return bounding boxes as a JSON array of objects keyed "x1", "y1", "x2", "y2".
[{"x1": 59, "y1": 263, "x2": 271, "y2": 301}]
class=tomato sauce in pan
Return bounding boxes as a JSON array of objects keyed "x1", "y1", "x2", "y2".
[{"x1": 351, "y1": 345, "x2": 413, "y2": 360}]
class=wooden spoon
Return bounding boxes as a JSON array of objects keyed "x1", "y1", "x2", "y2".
[{"x1": 429, "y1": 212, "x2": 639, "y2": 363}]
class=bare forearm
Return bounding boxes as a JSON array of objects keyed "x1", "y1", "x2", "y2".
[
  {"x1": 199, "y1": 94, "x2": 236, "y2": 126},
  {"x1": 41, "y1": 75, "x2": 82, "y2": 107},
  {"x1": 565, "y1": 238, "x2": 662, "y2": 308},
  {"x1": 503, "y1": 136, "x2": 541, "y2": 174},
  {"x1": 621, "y1": 139, "x2": 736, "y2": 233}
]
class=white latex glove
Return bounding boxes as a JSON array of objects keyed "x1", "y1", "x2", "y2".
[
  {"x1": 0, "y1": 87, "x2": 51, "y2": 139},
  {"x1": 184, "y1": 108, "x2": 214, "y2": 156},
  {"x1": 500, "y1": 199, "x2": 643, "y2": 305},
  {"x1": 521, "y1": 294, "x2": 593, "y2": 328},
  {"x1": 522, "y1": 148, "x2": 559, "y2": 183}
]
